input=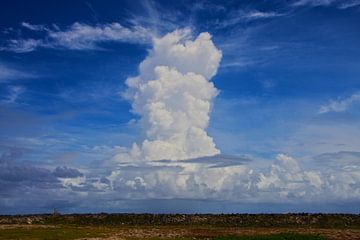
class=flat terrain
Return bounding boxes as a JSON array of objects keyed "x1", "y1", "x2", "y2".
[{"x1": 0, "y1": 214, "x2": 359, "y2": 239}]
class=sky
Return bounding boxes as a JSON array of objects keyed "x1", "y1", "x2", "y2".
[{"x1": 0, "y1": 0, "x2": 360, "y2": 214}]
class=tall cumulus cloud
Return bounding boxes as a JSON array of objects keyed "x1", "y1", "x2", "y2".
[{"x1": 116, "y1": 29, "x2": 222, "y2": 162}]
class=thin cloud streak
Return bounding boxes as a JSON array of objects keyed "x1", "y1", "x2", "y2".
[
  {"x1": 292, "y1": 0, "x2": 360, "y2": 9},
  {"x1": 21, "y1": 22, "x2": 48, "y2": 31},
  {"x1": 214, "y1": 10, "x2": 286, "y2": 29},
  {"x1": 0, "y1": 64, "x2": 35, "y2": 81},
  {"x1": 319, "y1": 92, "x2": 360, "y2": 114},
  {"x1": 292, "y1": 0, "x2": 336, "y2": 7},
  {"x1": 2, "y1": 22, "x2": 153, "y2": 53},
  {"x1": 2, "y1": 85, "x2": 25, "y2": 104},
  {"x1": 244, "y1": 10, "x2": 285, "y2": 20}
]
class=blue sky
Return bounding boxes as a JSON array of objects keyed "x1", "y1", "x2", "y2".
[{"x1": 0, "y1": 0, "x2": 360, "y2": 214}]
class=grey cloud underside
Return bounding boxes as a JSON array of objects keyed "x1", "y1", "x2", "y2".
[
  {"x1": 0, "y1": 151, "x2": 84, "y2": 192},
  {"x1": 314, "y1": 151, "x2": 360, "y2": 167},
  {"x1": 53, "y1": 166, "x2": 84, "y2": 178},
  {"x1": 156, "y1": 154, "x2": 252, "y2": 168}
]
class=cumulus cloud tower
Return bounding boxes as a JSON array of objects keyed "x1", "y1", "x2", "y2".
[{"x1": 123, "y1": 29, "x2": 222, "y2": 161}]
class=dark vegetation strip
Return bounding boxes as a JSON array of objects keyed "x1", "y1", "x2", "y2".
[{"x1": 0, "y1": 214, "x2": 359, "y2": 229}]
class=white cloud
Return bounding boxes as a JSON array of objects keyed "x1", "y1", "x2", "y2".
[
  {"x1": 114, "y1": 29, "x2": 222, "y2": 162},
  {"x1": 2, "y1": 22, "x2": 153, "y2": 52},
  {"x1": 319, "y1": 92, "x2": 360, "y2": 114},
  {"x1": 256, "y1": 154, "x2": 323, "y2": 200},
  {"x1": 59, "y1": 176, "x2": 87, "y2": 189}
]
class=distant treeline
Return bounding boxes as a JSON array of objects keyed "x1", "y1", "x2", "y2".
[{"x1": 0, "y1": 213, "x2": 359, "y2": 229}]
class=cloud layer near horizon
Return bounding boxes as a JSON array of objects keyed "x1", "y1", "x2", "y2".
[{"x1": 2, "y1": 146, "x2": 359, "y2": 214}]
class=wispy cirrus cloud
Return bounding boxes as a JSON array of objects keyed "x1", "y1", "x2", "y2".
[
  {"x1": 2, "y1": 85, "x2": 25, "y2": 104},
  {"x1": 292, "y1": 0, "x2": 360, "y2": 9},
  {"x1": 47, "y1": 22, "x2": 152, "y2": 49},
  {"x1": 338, "y1": 0, "x2": 360, "y2": 9},
  {"x1": 0, "y1": 63, "x2": 35, "y2": 82},
  {"x1": 215, "y1": 9, "x2": 285, "y2": 29},
  {"x1": 319, "y1": 92, "x2": 360, "y2": 114},
  {"x1": 21, "y1": 22, "x2": 48, "y2": 31},
  {"x1": 4, "y1": 39, "x2": 43, "y2": 53},
  {"x1": 292, "y1": 0, "x2": 337, "y2": 7},
  {"x1": 1, "y1": 22, "x2": 153, "y2": 53},
  {"x1": 243, "y1": 10, "x2": 285, "y2": 20}
]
